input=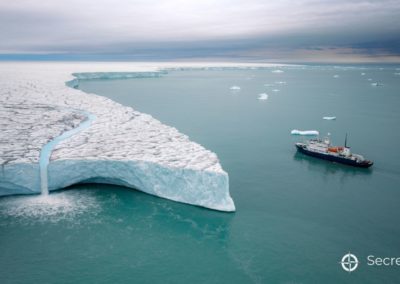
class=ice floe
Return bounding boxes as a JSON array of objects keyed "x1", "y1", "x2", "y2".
[
  {"x1": 258, "y1": 93, "x2": 268, "y2": 100},
  {"x1": 291, "y1": 130, "x2": 319, "y2": 136}
]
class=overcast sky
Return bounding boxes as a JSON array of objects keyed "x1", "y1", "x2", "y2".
[{"x1": 1, "y1": 0, "x2": 400, "y2": 62}]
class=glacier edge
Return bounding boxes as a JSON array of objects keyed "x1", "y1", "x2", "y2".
[{"x1": 48, "y1": 159, "x2": 234, "y2": 212}]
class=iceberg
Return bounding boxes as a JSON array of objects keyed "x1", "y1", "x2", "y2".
[
  {"x1": 258, "y1": 93, "x2": 268, "y2": 100},
  {"x1": 291, "y1": 129, "x2": 319, "y2": 136},
  {"x1": 323, "y1": 116, "x2": 336, "y2": 120},
  {"x1": 0, "y1": 62, "x2": 235, "y2": 212}
]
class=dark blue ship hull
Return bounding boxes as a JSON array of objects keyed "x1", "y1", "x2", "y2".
[{"x1": 296, "y1": 144, "x2": 373, "y2": 168}]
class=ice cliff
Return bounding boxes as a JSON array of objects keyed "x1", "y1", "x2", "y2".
[{"x1": 0, "y1": 62, "x2": 240, "y2": 211}]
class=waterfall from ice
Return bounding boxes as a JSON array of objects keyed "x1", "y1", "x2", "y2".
[{"x1": 39, "y1": 111, "x2": 96, "y2": 195}]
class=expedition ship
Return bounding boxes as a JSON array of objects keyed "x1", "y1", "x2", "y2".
[{"x1": 295, "y1": 135, "x2": 373, "y2": 168}]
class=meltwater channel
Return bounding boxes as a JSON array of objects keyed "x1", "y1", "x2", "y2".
[{"x1": 39, "y1": 110, "x2": 96, "y2": 195}]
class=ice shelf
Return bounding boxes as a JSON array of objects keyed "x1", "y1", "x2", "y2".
[{"x1": 0, "y1": 62, "x2": 268, "y2": 211}]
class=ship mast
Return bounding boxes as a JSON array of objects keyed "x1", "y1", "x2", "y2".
[{"x1": 345, "y1": 133, "x2": 348, "y2": 148}]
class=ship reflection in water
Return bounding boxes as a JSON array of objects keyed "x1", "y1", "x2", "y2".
[{"x1": 293, "y1": 151, "x2": 373, "y2": 179}]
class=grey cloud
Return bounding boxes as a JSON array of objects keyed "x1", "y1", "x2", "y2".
[{"x1": 0, "y1": 0, "x2": 399, "y2": 61}]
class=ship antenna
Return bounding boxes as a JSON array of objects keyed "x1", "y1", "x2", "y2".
[{"x1": 345, "y1": 133, "x2": 348, "y2": 148}]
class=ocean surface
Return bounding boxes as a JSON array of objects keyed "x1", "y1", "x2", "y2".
[{"x1": 1, "y1": 65, "x2": 400, "y2": 283}]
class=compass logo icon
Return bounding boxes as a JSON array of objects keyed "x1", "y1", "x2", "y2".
[{"x1": 340, "y1": 252, "x2": 359, "y2": 272}]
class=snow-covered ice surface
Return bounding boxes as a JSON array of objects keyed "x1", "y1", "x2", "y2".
[{"x1": 0, "y1": 62, "x2": 287, "y2": 211}]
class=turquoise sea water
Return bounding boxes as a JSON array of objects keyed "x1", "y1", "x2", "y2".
[{"x1": 1, "y1": 65, "x2": 400, "y2": 283}]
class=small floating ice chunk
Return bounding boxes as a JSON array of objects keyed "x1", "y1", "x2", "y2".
[
  {"x1": 275, "y1": 81, "x2": 287, "y2": 85},
  {"x1": 258, "y1": 93, "x2": 268, "y2": 100},
  {"x1": 367, "y1": 78, "x2": 372, "y2": 81},
  {"x1": 264, "y1": 83, "x2": 273, "y2": 87},
  {"x1": 394, "y1": 73, "x2": 400, "y2": 76},
  {"x1": 272, "y1": 70, "x2": 284, "y2": 73},
  {"x1": 272, "y1": 89, "x2": 280, "y2": 92},
  {"x1": 230, "y1": 86, "x2": 241, "y2": 91},
  {"x1": 291, "y1": 129, "x2": 319, "y2": 136},
  {"x1": 333, "y1": 74, "x2": 339, "y2": 78},
  {"x1": 323, "y1": 116, "x2": 336, "y2": 120},
  {"x1": 371, "y1": 82, "x2": 383, "y2": 87},
  {"x1": 361, "y1": 72, "x2": 366, "y2": 76}
]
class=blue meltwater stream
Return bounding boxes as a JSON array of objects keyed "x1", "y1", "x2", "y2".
[{"x1": 39, "y1": 110, "x2": 96, "y2": 195}]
